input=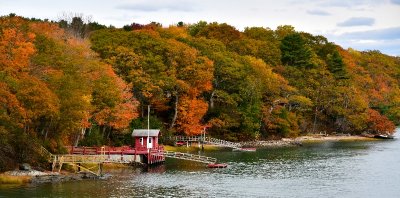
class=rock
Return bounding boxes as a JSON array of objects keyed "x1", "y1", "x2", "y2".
[
  {"x1": 19, "y1": 163, "x2": 31, "y2": 171},
  {"x1": 99, "y1": 173, "x2": 112, "y2": 180},
  {"x1": 31, "y1": 174, "x2": 83, "y2": 184}
]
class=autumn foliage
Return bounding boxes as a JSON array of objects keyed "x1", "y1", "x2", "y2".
[
  {"x1": 0, "y1": 14, "x2": 139, "y2": 162},
  {"x1": 366, "y1": 109, "x2": 396, "y2": 134},
  {"x1": 1, "y1": 14, "x2": 399, "y2": 164}
]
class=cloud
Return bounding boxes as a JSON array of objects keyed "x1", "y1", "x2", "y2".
[
  {"x1": 319, "y1": 0, "x2": 351, "y2": 7},
  {"x1": 391, "y1": 0, "x2": 400, "y2": 5},
  {"x1": 318, "y1": 0, "x2": 385, "y2": 8},
  {"x1": 307, "y1": 10, "x2": 331, "y2": 16},
  {"x1": 337, "y1": 17, "x2": 375, "y2": 27},
  {"x1": 116, "y1": 0, "x2": 198, "y2": 12},
  {"x1": 328, "y1": 27, "x2": 400, "y2": 56},
  {"x1": 340, "y1": 26, "x2": 400, "y2": 40}
]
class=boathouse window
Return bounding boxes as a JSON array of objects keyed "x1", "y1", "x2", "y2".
[{"x1": 140, "y1": 137, "x2": 143, "y2": 145}]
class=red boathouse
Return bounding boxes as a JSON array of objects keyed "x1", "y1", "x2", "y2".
[
  {"x1": 132, "y1": 129, "x2": 160, "y2": 150},
  {"x1": 65, "y1": 129, "x2": 165, "y2": 165},
  {"x1": 132, "y1": 129, "x2": 165, "y2": 164}
]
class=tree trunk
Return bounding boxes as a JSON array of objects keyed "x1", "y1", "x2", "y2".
[
  {"x1": 141, "y1": 104, "x2": 144, "y2": 118},
  {"x1": 312, "y1": 107, "x2": 318, "y2": 133},
  {"x1": 169, "y1": 94, "x2": 179, "y2": 130},
  {"x1": 209, "y1": 90, "x2": 216, "y2": 109},
  {"x1": 44, "y1": 117, "x2": 53, "y2": 140},
  {"x1": 102, "y1": 125, "x2": 106, "y2": 138},
  {"x1": 74, "y1": 128, "x2": 85, "y2": 147},
  {"x1": 107, "y1": 127, "x2": 112, "y2": 140}
]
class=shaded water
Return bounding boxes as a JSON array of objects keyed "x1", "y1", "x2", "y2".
[{"x1": 1, "y1": 133, "x2": 400, "y2": 197}]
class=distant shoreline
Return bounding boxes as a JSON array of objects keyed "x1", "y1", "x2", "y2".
[
  {"x1": 164, "y1": 135, "x2": 380, "y2": 150},
  {"x1": 241, "y1": 135, "x2": 378, "y2": 147},
  {"x1": 295, "y1": 135, "x2": 377, "y2": 142}
]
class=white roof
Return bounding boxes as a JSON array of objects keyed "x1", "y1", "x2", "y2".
[{"x1": 132, "y1": 129, "x2": 160, "y2": 137}]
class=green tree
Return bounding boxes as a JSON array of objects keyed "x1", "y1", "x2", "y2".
[
  {"x1": 327, "y1": 50, "x2": 348, "y2": 80},
  {"x1": 280, "y1": 33, "x2": 313, "y2": 68}
]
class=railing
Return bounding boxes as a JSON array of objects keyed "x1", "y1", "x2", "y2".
[
  {"x1": 51, "y1": 155, "x2": 108, "y2": 176},
  {"x1": 52, "y1": 155, "x2": 107, "y2": 164},
  {"x1": 39, "y1": 145, "x2": 53, "y2": 161},
  {"x1": 172, "y1": 136, "x2": 203, "y2": 142},
  {"x1": 170, "y1": 136, "x2": 242, "y2": 149},
  {"x1": 162, "y1": 151, "x2": 217, "y2": 164},
  {"x1": 204, "y1": 137, "x2": 241, "y2": 149},
  {"x1": 65, "y1": 146, "x2": 165, "y2": 155}
]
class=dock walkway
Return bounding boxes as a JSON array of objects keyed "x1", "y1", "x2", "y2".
[{"x1": 172, "y1": 136, "x2": 242, "y2": 149}]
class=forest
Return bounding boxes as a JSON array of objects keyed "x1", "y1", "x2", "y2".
[{"x1": 1, "y1": 14, "x2": 399, "y2": 170}]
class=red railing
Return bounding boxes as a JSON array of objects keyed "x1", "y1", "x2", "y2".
[{"x1": 65, "y1": 145, "x2": 164, "y2": 155}]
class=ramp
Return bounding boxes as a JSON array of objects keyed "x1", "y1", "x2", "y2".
[
  {"x1": 204, "y1": 137, "x2": 241, "y2": 149},
  {"x1": 163, "y1": 151, "x2": 217, "y2": 164},
  {"x1": 172, "y1": 136, "x2": 242, "y2": 149}
]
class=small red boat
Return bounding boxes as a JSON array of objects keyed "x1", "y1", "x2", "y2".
[{"x1": 207, "y1": 163, "x2": 228, "y2": 168}]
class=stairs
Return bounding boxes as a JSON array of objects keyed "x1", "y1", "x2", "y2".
[{"x1": 51, "y1": 155, "x2": 109, "y2": 176}]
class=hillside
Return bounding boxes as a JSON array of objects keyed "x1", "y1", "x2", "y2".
[{"x1": 1, "y1": 14, "x2": 399, "y2": 171}]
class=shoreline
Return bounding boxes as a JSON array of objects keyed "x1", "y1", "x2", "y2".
[
  {"x1": 241, "y1": 135, "x2": 377, "y2": 148},
  {"x1": 1, "y1": 170, "x2": 109, "y2": 185},
  {"x1": 164, "y1": 135, "x2": 379, "y2": 150},
  {"x1": 164, "y1": 134, "x2": 379, "y2": 152},
  {"x1": 0, "y1": 163, "x2": 124, "y2": 185},
  {"x1": 0, "y1": 135, "x2": 386, "y2": 185},
  {"x1": 294, "y1": 135, "x2": 377, "y2": 142}
]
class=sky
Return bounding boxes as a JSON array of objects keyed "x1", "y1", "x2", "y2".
[{"x1": 1, "y1": 0, "x2": 400, "y2": 56}]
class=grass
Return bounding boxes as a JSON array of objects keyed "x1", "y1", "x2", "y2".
[
  {"x1": 102, "y1": 163, "x2": 129, "y2": 169},
  {"x1": 0, "y1": 174, "x2": 31, "y2": 185}
]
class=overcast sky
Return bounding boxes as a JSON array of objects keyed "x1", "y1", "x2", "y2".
[{"x1": 1, "y1": 0, "x2": 400, "y2": 56}]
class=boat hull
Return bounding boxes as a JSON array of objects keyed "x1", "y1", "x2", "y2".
[
  {"x1": 207, "y1": 163, "x2": 228, "y2": 168},
  {"x1": 374, "y1": 135, "x2": 394, "y2": 139}
]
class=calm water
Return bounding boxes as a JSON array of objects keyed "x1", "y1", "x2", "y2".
[{"x1": 1, "y1": 131, "x2": 400, "y2": 198}]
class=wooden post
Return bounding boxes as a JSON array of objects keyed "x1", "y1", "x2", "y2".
[
  {"x1": 99, "y1": 163, "x2": 103, "y2": 176},
  {"x1": 201, "y1": 129, "x2": 205, "y2": 151}
]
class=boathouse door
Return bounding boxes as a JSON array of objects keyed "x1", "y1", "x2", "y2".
[{"x1": 147, "y1": 137, "x2": 153, "y2": 149}]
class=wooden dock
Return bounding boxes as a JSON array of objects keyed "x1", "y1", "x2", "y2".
[
  {"x1": 36, "y1": 134, "x2": 237, "y2": 176},
  {"x1": 51, "y1": 155, "x2": 107, "y2": 176}
]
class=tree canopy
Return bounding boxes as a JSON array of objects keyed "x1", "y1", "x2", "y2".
[{"x1": 1, "y1": 15, "x2": 399, "y2": 171}]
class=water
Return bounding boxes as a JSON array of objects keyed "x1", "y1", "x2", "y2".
[{"x1": 1, "y1": 133, "x2": 400, "y2": 198}]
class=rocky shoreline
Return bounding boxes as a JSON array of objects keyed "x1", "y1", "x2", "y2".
[
  {"x1": 240, "y1": 139, "x2": 296, "y2": 148},
  {"x1": 3, "y1": 169, "x2": 111, "y2": 184}
]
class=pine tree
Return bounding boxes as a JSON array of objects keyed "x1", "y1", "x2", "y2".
[
  {"x1": 280, "y1": 33, "x2": 313, "y2": 68},
  {"x1": 327, "y1": 50, "x2": 348, "y2": 80}
]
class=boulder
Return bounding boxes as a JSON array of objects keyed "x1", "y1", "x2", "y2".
[{"x1": 19, "y1": 163, "x2": 31, "y2": 171}]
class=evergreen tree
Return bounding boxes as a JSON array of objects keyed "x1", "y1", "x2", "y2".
[
  {"x1": 327, "y1": 50, "x2": 348, "y2": 80},
  {"x1": 280, "y1": 33, "x2": 313, "y2": 68}
]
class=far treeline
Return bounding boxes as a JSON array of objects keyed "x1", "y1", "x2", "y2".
[{"x1": 0, "y1": 14, "x2": 399, "y2": 169}]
